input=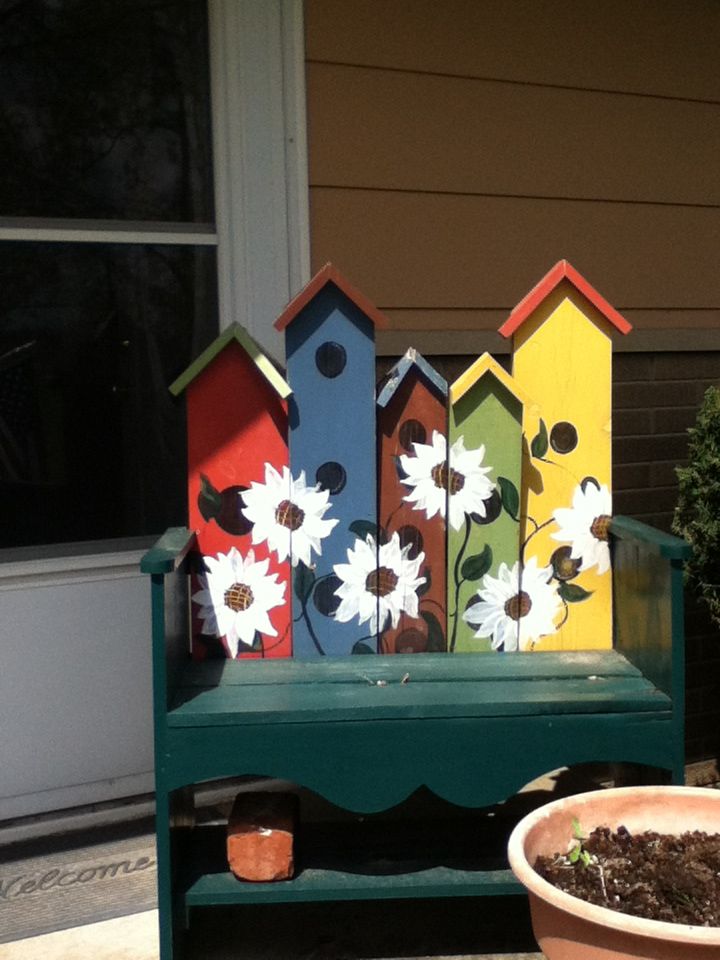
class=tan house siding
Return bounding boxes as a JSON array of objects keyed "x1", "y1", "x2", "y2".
[{"x1": 304, "y1": 0, "x2": 720, "y2": 348}]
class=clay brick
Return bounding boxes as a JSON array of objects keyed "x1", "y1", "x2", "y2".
[
  {"x1": 653, "y1": 406, "x2": 699, "y2": 434},
  {"x1": 613, "y1": 463, "x2": 651, "y2": 491},
  {"x1": 614, "y1": 380, "x2": 701, "y2": 410},
  {"x1": 613, "y1": 486, "x2": 679, "y2": 516},
  {"x1": 654, "y1": 353, "x2": 720, "y2": 381},
  {"x1": 614, "y1": 354, "x2": 655, "y2": 382},
  {"x1": 614, "y1": 434, "x2": 688, "y2": 465},
  {"x1": 650, "y1": 460, "x2": 683, "y2": 487},
  {"x1": 227, "y1": 792, "x2": 298, "y2": 882},
  {"x1": 614, "y1": 408, "x2": 652, "y2": 436}
]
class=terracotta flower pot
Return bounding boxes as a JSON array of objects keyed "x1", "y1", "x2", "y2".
[{"x1": 507, "y1": 785, "x2": 720, "y2": 960}]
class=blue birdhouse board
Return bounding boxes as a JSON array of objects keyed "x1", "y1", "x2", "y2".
[{"x1": 274, "y1": 264, "x2": 389, "y2": 656}]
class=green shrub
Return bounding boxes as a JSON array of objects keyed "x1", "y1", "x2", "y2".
[{"x1": 673, "y1": 385, "x2": 720, "y2": 627}]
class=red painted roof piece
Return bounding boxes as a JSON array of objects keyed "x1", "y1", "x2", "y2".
[
  {"x1": 274, "y1": 263, "x2": 389, "y2": 332},
  {"x1": 498, "y1": 260, "x2": 632, "y2": 339}
]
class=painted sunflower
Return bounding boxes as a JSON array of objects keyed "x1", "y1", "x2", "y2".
[
  {"x1": 192, "y1": 547, "x2": 286, "y2": 657},
  {"x1": 551, "y1": 481, "x2": 612, "y2": 576},
  {"x1": 399, "y1": 430, "x2": 495, "y2": 531},
  {"x1": 462, "y1": 556, "x2": 561, "y2": 651},
  {"x1": 333, "y1": 531, "x2": 426, "y2": 634},
  {"x1": 241, "y1": 463, "x2": 338, "y2": 567}
]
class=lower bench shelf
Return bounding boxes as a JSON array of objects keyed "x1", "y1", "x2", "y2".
[{"x1": 180, "y1": 820, "x2": 524, "y2": 906}]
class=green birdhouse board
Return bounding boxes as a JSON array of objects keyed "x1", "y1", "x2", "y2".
[{"x1": 447, "y1": 354, "x2": 529, "y2": 653}]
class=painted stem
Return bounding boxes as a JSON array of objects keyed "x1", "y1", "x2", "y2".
[
  {"x1": 520, "y1": 517, "x2": 554, "y2": 561},
  {"x1": 449, "y1": 515, "x2": 472, "y2": 652},
  {"x1": 300, "y1": 593, "x2": 325, "y2": 656}
]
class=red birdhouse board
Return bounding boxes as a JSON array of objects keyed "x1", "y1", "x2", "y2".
[
  {"x1": 377, "y1": 349, "x2": 448, "y2": 654},
  {"x1": 170, "y1": 325, "x2": 292, "y2": 660}
]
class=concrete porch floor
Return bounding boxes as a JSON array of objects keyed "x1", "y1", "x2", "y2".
[{"x1": 0, "y1": 909, "x2": 544, "y2": 960}]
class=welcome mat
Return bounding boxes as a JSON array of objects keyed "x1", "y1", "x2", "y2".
[{"x1": 0, "y1": 818, "x2": 157, "y2": 943}]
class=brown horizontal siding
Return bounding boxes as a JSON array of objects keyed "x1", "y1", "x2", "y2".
[
  {"x1": 379, "y1": 309, "x2": 720, "y2": 335},
  {"x1": 305, "y1": 0, "x2": 720, "y2": 102},
  {"x1": 308, "y1": 63, "x2": 720, "y2": 206},
  {"x1": 309, "y1": 188, "x2": 720, "y2": 311}
]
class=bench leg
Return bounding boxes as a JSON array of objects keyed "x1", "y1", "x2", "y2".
[{"x1": 156, "y1": 788, "x2": 190, "y2": 960}]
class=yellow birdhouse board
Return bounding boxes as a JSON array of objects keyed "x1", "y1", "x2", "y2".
[{"x1": 499, "y1": 261, "x2": 632, "y2": 651}]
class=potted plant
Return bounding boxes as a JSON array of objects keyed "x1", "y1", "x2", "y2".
[
  {"x1": 673, "y1": 384, "x2": 720, "y2": 627},
  {"x1": 507, "y1": 785, "x2": 720, "y2": 960}
]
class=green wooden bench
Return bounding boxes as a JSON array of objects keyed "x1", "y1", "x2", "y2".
[
  {"x1": 142, "y1": 263, "x2": 691, "y2": 960},
  {"x1": 143, "y1": 508, "x2": 689, "y2": 959}
]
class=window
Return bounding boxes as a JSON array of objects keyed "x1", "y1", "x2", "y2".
[
  {"x1": 0, "y1": 0, "x2": 309, "y2": 551},
  {"x1": 0, "y1": 0, "x2": 217, "y2": 548}
]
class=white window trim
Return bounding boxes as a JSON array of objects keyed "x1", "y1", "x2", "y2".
[
  {"x1": 209, "y1": 0, "x2": 310, "y2": 362},
  {"x1": 0, "y1": 218, "x2": 217, "y2": 245}
]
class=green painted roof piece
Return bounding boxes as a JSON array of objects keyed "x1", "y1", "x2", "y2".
[{"x1": 169, "y1": 323, "x2": 291, "y2": 399}]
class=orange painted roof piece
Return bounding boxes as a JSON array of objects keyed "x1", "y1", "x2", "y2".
[
  {"x1": 498, "y1": 260, "x2": 632, "y2": 339},
  {"x1": 274, "y1": 263, "x2": 390, "y2": 332}
]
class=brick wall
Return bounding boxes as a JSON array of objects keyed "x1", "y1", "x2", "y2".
[
  {"x1": 379, "y1": 351, "x2": 720, "y2": 766},
  {"x1": 613, "y1": 353, "x2": 720, "y2": 764}
]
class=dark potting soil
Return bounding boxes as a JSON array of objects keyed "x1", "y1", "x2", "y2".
[{"x1": 535, "y1": 825, "x2": 720, "y2": 926}]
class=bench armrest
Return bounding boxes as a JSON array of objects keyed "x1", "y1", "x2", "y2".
[
  {"x1": 142, "y1": 527, "x2": 196, "y2": 712},
  {"x1": 609, "y1": 515, "x2": 692, "y2": 561},
  {"x1": 141, "y1": 527, "x2": 197, "y2": 574},
  {"x1": 610, "y1": 516, "x2": 688, "y2": 778}
]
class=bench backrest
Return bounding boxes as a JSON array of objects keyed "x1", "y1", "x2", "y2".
[{"x1": 171, "y1": 261, "x2": 632, "y2": 659}]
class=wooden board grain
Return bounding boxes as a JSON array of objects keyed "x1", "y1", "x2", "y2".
[
  {"x1": 305, "y1": 0, "x2": 720, "y2": 101},
  {"x1": 377, "y1": 351, "x2": 448, "y2": 653},
  {"x1": 448, "y1": 357, "x2": 525, "y2": 652},
  {"x1": 185, "y1": 342, "x2": 291, "y2": 660},
  {"x1": 309, "y1": 188, "x2": 720, "y2": 311},
  {"x1": 280, "y1": 275, "x2": 382, "y2": 656},
  {"x1": 308, "y1": 62, "x2": 720, "y2": 206},
  {"x1": 507, "y1": 276, "x2": 620, "y2": 650}
]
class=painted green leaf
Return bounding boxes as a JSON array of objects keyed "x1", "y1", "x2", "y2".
[
  {"x1": 531, "y1": 419, "x2": 549, "y2": 459},
  {"x1": 420, "y1": 610, "x2": 446, "y2": 652},
  {"x1": 349, "y1": 519, "x2": 382, "y2": 542},
  {"x1": 198, "y1": 473, "x2": 222, "y2": 521},
  {"x1": 498, "y1": 476, "x2": 520, "y2": 521},
  {"x1": 461, "y1": 544, "x2": 493, "y2": 582},
  {"x1": 558, "y1": 582, "x2": 594, "y2": 603},
  {"x1": 417, "y1": 567, "x2": 431, "y2": 597},
  {"x1": 294, "y1": 561, "x2": 315, "y2": 602},
  {"x1": 352, "y1": 640, "x2": 376, "y2": 655}
]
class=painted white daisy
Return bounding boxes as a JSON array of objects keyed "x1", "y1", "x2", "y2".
[
  {"x1": 462, "y1": 556, "x2": 561, "y2": 651},
  {"x1": 399, "y1": 430, "x2": 495, "y2": 532},
  {"x1": 333, "y1": 532, "x2": 426, "y2": 634},
  {"x1": 551, "y1": 481, "x2": 612, "y2": 576},
  {"x1": 241, "y1": 463, "x2": 338, "y2": 567},
  {"x1": 192, "y1": 547, "x2": 286, "y2": 657}
]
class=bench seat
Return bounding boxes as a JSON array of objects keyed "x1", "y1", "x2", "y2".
[{"x1": 169, "y1": 652, "x2": 670, "y2": 726}]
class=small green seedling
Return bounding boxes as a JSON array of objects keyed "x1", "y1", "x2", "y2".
[{"x1": 568, "y1": 816, "x2": 592, "y2": 868}]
